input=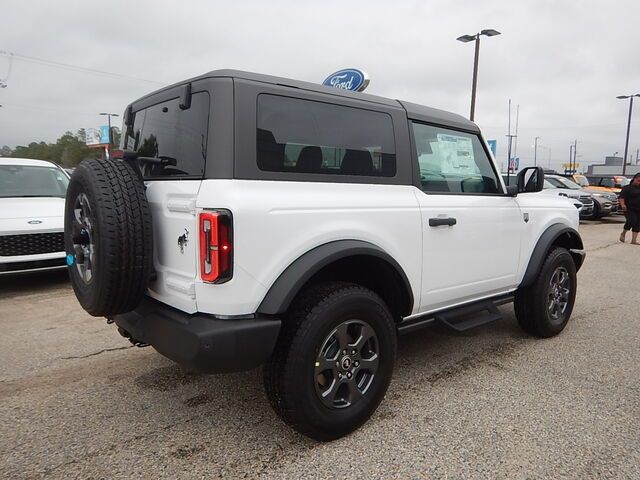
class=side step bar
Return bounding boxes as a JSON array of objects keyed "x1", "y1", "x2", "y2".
[
  {"x1": 397, "y1": 293, "x2": 514, "y2": 335},
  {"x1": 435, "y1": 301, "x2": 502, "y2": 332}
]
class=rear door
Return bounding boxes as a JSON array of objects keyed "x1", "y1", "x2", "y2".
[
  {"x1": 122, "y1": 81, "x2": 220, "y2": 313},
  {"x1": 411, "y1": 121, "x2": 524, "y2": 312}
]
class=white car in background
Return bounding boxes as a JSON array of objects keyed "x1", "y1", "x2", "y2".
[
  {"x1": 0, "y1": 158, "x2": 70, "y2": 274},
  {"x1": 502, "y1": 174, "x2": 585, "y2": 212}
]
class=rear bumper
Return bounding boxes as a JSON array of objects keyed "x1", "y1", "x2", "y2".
[{"x1": 113, "y1": 297, "x2": 281, "y2": 373}]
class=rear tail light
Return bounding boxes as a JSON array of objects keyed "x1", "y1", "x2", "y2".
[{"x1": 199, "y1": 210, "x2": 233, "y2": 283}]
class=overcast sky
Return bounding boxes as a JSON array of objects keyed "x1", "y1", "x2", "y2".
[{"x1": 1, "y1": 0, "x2": 639, "y2": 172}]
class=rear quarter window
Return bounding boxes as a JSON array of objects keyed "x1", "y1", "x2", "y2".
[{"x1": 256, "y1": 94, "x2": 396, "y2": 177}]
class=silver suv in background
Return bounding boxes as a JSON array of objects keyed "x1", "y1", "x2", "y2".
[{"x1": 546, "y1": 174, "x2": 615, "y2": 219}]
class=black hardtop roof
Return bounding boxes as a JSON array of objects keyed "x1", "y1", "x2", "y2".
[{"x1": 133, "y1": 69, "x2": 479, "y2": 132}]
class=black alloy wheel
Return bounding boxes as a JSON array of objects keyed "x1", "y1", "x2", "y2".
[
  {"x1": 547, "y1": 266, "x2": 571, "y2": 325},
  {"x1": 70, "y1": 192, "x2": 95, "y2": 284},
  {"x1": 314, "y1": 320, "x2": 379, "y2": 409},
  {"x1": 264, "y1": 281, "x2": 396, "y2": 441},
  {"x1": 514, "y1": 247, "x2": 577, "y2": 338}
]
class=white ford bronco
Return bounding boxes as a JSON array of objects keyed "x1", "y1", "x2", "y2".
[{"x1": 65, "y1": 70, "x2": 585, "y2": 440}]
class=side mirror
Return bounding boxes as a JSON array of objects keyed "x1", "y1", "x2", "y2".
[{"x1": 517, "y1": 166, "x2": 545, "y2": 193}]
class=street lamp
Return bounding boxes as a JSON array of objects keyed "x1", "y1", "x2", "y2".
[
  {"x1": 616, "y1": 94, "x2": 640, "y2": 176},
  {"x1": 457, "y1": 28, "x2": 501, "y2": 122},
  {"x1": 99, "y1": 112, "x2": 119, "y2": 158}
]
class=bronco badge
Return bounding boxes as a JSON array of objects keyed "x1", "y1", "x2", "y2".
[{"x1": 177, "y1": 229, "x2": 189, "y2": 253}]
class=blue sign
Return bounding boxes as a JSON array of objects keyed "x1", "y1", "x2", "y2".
[
  {"x1": 509, "y1": 157, "x2": 520, "y2": 171},
  {"x1": 487, "y1": 140, "x2": 497, "y2": 157},
  {"x1": 322, "y1": 69, "x2": 370, "y2": 92},
  {"x1": 99, "y1": 125, "x2": 110, "y2": 144}
]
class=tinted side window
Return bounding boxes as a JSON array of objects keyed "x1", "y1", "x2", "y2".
[
  {"x1": 412, "y1": 122, "x2": 500, "y2": 194},
  {"x1": 257, "y1": 94, "x2": 396, "y2": 177},
  {"x1": 125, "y1": 91, "x2": 210, "y2": 178}
]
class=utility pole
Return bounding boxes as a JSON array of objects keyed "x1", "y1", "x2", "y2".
[
  {"x1": 507, "y1": 99, "x2": 511, "y2": 178},
  {"x1": 506, "y1": 99, "x2": 517, "y2": 183},
  {"x1": 534, "y1": 136, "x2": 540, "y2": 167},
  {"x1": 513, "y1": 104, "x2": 520, "y2": 159},
  {"x1": 573, "y1": 139, "x2": 577, "y2": 173}
]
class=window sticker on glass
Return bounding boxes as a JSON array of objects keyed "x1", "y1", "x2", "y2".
[{"x1": 436, "y1": 134, "x2": 475, "y2": 172}]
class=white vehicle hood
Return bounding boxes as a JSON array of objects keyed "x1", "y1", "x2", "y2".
[{"x1": 0, "y1": 197, "x2": 65, "y2": 235}]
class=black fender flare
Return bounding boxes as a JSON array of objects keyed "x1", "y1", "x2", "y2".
[
  {"x1": 519, "y1": 224, "x2": 585, "y2": 288},
  {"x1": 257, "y1": 240, "x2": 414, "y2": 316}
]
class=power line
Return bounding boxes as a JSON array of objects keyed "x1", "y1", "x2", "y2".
[
  {"x1": 0, "y1": 50, "x2": 166, "y2": 86},
  {"x1": 0, "y1": 52, "x2": 12, "y2": 87},
  {"x1": 0, "y1": 101, "x2": 109, "y2": 118}
]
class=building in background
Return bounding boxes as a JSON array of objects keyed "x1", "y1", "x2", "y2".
[{"x1": 586, "y1": 156, "x2": 640, "y2": 176}]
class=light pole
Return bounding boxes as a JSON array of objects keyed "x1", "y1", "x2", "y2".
[
  {"x1": 99, "y1": 112, "x2": 119, "y2": 158},
  {"x1": 457, "y1": 29, "x2": 501, "y2": 122},
  {"x1": 534, "y1": 136, "x2": 540, "y2": 166},
  {"x1": 569, "y1": 144, "x2": 574, "y2": 174},
  {"x1": 616, "y1": 94, "x2": 640, "y2": 176}
]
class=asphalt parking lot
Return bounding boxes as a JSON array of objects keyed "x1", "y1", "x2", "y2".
[{"x1": 1, "y1": 217, "x2": 638, "y2": 479}]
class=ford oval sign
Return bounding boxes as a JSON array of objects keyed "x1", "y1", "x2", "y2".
[{"x1": 322, "y1": 69, "x2": 370, "y2": 92}]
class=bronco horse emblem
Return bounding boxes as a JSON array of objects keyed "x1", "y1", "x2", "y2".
[{"x1": 177, "y1": 229, "x2": 189, "y2": 253}]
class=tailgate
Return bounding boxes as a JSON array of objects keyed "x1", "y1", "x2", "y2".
[{"x1": 145, "y1": 180, "x2": 201, "y2": 313}]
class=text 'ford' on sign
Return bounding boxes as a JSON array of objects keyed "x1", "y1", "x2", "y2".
[{"x1": 322, "y1": 69, "x2": 370, "y2": 92}]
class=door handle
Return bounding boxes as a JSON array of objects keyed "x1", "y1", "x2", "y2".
[{"x1": 429, "y1": 217, "x2": 457, "y2": 227}]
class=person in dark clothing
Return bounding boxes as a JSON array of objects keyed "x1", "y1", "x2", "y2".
[{"x1": 619, "y1": 173, "x2": 640, "y2": 244}]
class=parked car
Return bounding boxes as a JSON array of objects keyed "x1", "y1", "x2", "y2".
[
  {"x1": 560, "y1": 174, "x2": 621, "y2": 216},
  {"x1": 546, "y1": 174, "x2": 616, "y2": 218},
  {"x1": 585, "y1": 175, "x2": 630, "y2": 195},
  {"x1": 502, "y1": 174, "x2": 587, "y2": 215},
  {"x1": 0, "y1": 158, "x2": 69, "y2": 274},
  {"x1": 64, "y1": 69, "x2": 585, "y2": 440},
  {"x1": 565, "y1": 173, "x2": 590, "y2": 188}
]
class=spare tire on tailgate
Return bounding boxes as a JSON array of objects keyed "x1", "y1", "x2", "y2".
[{"x1": 64, "y1": 158, "x2": 153, "y2": 317}]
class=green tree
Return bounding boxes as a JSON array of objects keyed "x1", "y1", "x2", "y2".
[
  {"x1": 111, "y1": 127, "x2": 121, "y2": 148},
  {"x1": 10, "y1": 130, "x2": 101, "y2": 166}
]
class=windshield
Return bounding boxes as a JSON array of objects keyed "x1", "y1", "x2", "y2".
[
  {"x1": 616, "y1": 177, "x2": 631, "y2": 187},
  {"x1": 574, "y1": 175, "x2": 589, "y2": 187},
  {"x1": 0, "y1": 165, "x2": 69, "y2": 198},
  {"x1": 548, "y1": 176, "x2": 581, "y2": 189}
]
